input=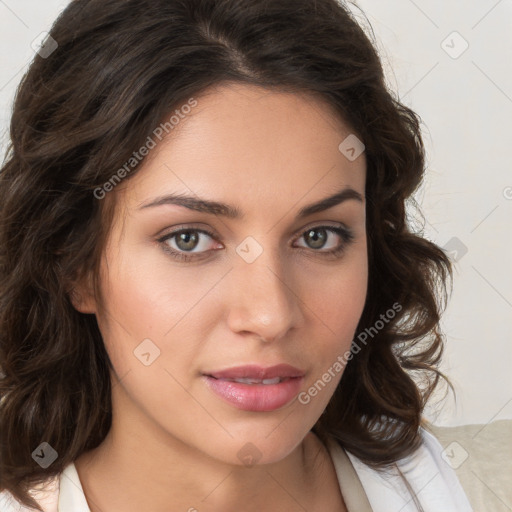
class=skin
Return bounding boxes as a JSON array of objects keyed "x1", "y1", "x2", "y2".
[{"x1": 73, "y1": 83, "x2": 368, "y2": 512}]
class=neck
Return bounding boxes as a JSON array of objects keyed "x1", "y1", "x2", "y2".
[{"x1": 74, "y1": 390, "x2": 332, "y2": 512}]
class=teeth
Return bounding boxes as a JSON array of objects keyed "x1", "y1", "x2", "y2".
[
  {"x1": 231, "y1": 377, "x2": 282, "y2": 385},
  {"x1": 262, "y1": 377, "x2": 281, "y2": 385},
  {"x1": 234, "y1": 378, "x2": 262, "y2": 384}
]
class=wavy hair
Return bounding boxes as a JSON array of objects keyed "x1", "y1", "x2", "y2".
[{"x1": 0, "y1": 0, "x2": 452, "y2": 509}]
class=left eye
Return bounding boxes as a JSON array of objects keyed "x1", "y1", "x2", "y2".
[{"x1": 295, "y1": 226, "x2": 348, "y2": 251}]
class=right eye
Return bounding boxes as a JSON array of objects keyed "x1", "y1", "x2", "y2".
[{"x1": 157, "y1": 227, "x2": 221, "y2": 261}]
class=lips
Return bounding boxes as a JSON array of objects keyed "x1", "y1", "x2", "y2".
[
  {"x1": 205, "y1": 364, "x2": 305, "y2": 381},
  {"x1": 202, "y1": 364, "x2": 305, "y2": 412}
]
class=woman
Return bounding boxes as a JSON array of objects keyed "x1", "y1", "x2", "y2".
[{"x1": 0, "y1": 0, "x2": 473, "y2": 510}]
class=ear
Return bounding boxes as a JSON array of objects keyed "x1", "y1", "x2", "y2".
[{"x1": 68, "y1": 272, "x2": 97, "y2": 314}]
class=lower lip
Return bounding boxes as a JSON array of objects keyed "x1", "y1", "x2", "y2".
[{"x1": 203, "y1": 376, "x2": 304, "y2": 412}]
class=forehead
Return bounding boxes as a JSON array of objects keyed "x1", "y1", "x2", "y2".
[{"x1": 117, "y1": 83, "x2": 366, "y2": 212}]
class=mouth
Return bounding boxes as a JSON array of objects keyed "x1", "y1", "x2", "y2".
[
  {"x1": 208, "y1": 376, "x2": 293, "y2": 385},
  {"x1": 202, "y1": 364, "x2": 305, "y2": 412},
  {"x1": 204, "y1": 363, "x2": 305, "y2": 381}
]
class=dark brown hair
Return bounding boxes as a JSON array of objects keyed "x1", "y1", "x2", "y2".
[{"x1": 0, "y1": 0, "x2": 452, "y2": 509}]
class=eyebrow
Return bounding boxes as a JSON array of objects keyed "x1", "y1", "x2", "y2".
[{"x1": 138, "y1": 187, "x2": 363, "y2": 219}]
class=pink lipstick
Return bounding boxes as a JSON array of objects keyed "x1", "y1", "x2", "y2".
[{"x1": 202, "y1": 364, "x2": 305, "y2": 412}]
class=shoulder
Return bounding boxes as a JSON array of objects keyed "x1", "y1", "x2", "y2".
[
  {"x1": 0, "y1": 474, "x2": 60, "y2": 512},
  {"x1": 427, "y1": 420, "x2": 512, "y2": 512},
  {"x1": 335, "y1": 426, "x2": 474, "y2": 512},
  {"x1": 0, "y1": 461, "x2": 91, "y2": 512},
  {"x1": 0, "y1": 490, "x2": 24, "y2": 512}
]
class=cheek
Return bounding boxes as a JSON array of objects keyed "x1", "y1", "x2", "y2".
[
  {"x1": 94, "y1": 245, "x2": 226, "y2": 390},
  {"x1": 98, "y1": 244, "x2": 215, "y2": 336},
  {"x1": 306, "y1": 245, "x2": 368, "y2": 336},
  {"x1": 300, "y1": 248, "x2": 368, "y2": 384}
]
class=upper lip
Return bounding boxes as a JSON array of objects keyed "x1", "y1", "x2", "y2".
[{"x1": 205, "y1": 364, "x2": 305, "y2": 380}]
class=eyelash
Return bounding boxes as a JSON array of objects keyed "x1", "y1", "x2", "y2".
[{"x1": 157, "y1": 224, "x2": 355, "y2": 262}]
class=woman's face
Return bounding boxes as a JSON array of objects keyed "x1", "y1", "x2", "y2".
[{"x1": 77, "y1": 83, "x2": 368, "y2": 466}]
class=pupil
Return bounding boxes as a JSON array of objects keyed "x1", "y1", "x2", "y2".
[
  {"x1": 307, "y1": 228, "x2": 326, "y2": 249},
  {"x1": 177, "y1": 231, "x2": 198, "y2": 251}
]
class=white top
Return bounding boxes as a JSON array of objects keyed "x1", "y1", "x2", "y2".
[{"x1": 0, "y1": 428, "x2": 473, "y2": 511}]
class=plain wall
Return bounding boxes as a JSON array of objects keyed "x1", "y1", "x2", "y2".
[{"x1": 0, "y1": 0, "x2": 510, "y2": 427}]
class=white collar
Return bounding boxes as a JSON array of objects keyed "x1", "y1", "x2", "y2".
[{"x1": 55, "y1": 428, "x2": 473, "y2": 512}]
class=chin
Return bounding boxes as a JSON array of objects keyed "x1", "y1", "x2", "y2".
[{"x1": 203, "y1": 426, "x2": 311, "y2": 468}]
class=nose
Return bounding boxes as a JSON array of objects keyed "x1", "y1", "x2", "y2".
[{"x1": 226, "y1": 242, "x2": 304, "y2": 343}]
